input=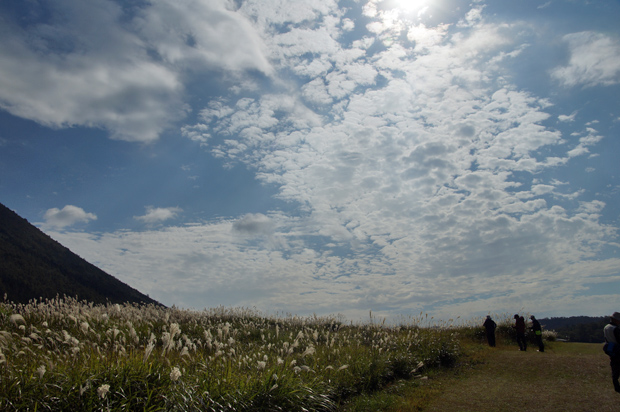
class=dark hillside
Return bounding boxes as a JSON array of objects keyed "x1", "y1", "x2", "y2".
[{"x1": 0, "y1": 203, "x2": 160, "y2": 306}]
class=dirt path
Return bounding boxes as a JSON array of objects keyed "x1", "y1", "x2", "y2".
[{"x1": 422, "y1": 343, "x2": 619, "y2": 412}]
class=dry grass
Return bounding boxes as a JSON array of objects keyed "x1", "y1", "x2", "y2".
[{"x1": 421, "y1": 342, "x2": 619, "y2": 412}]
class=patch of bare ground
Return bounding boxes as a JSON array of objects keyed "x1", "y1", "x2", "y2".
[{"x1": 422, "y1": 342, "x2": 618, "y2": 412}]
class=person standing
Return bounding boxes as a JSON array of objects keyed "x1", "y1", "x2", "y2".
[
  {"x1": 530, "y1": 315, "x2": 544, "y2": 352},
  {"x1": 483, "y1": 315, "x2": 497, "y2": 347},
  {"x1": 603, "y1": 311, "x2": 620, "y2": 393},
  {"x1": 513, "y1": 314, "x2": 527, "y2": 351}
]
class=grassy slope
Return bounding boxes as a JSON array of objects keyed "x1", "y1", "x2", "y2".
[{"x1": 340, "y1": 342, "x2": 619, "y2": 412}]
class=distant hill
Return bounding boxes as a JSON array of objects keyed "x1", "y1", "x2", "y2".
[
  {"x1": 0, "y1": 203, "x2": 160, "y2": 306},
  {"x1": 539, "y1": 316, "x2": 608, "y2": 343}
]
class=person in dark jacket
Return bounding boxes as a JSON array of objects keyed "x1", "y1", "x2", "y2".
[
  {"x1": 530, "y1": 315, "x2": 544, "y2": 352},
  {"x1": 483, "y1": 315, "x2": 497, "y2": 347},
  {"x1": 603, "y1": 311, "x2": 620, "y2": 393},
  {"x1": 513, "y1": 314, "x2": 527, "y2": 351}
]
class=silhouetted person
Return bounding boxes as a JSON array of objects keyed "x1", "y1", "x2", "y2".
[
  {"x1": 530, "y1": 315, "x2": 544, "y2": 352},
  {"x1": 603, "y1": 312, "x2": 620, "y2": 393},
  {"x1": 483, "y1": 315, "x2": 497, "y2": 347},
  {"x1": 513, "y1": 314, "x2": 526, "y2": 351}
]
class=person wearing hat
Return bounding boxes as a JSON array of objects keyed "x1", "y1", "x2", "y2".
[
  {"x1": 483, "y1": 315, "x2": 497, "y2": 347},
  {"x1": 513, "y1": 314, "x2": 527, "y2": 351},
  {"x1": 603, "y1": 311, "x2": 620, "y2": 393},
  {"x1": 530, "y1": 315, "x2": 544, "y2": 352}
]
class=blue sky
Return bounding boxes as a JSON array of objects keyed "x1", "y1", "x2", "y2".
[{"x1": 1, "y1": 0, "x2": 619, "y2": 322}]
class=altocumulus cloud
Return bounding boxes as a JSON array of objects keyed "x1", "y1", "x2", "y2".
[{"x1": 171, "y1": 0, "x2": 620, "y2": 318}]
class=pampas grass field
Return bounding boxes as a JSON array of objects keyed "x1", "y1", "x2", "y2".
[{"x1": 0, "y1": 297, "x2": 473, "y2": 411}]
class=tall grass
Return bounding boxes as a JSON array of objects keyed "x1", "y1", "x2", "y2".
[{"x1": 0, "y1": 297, "x2": 464, "y2": 411}]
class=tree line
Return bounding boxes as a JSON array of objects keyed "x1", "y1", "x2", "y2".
[{"x1": 540, "y1": 316, "x2": 608, "y2": 343}]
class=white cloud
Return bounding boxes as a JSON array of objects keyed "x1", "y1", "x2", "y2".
[
  {"x1": 43, "y1": 205, "x2": 97, "y2": 229},
  {"x1": 342, "y1": 18, "x2": 355, "y2": 31},
  {"x1": 458, "y1": 5, "x2": 485, "y2": 28},
  {"x1": 0, "y1": 0, "x2": 271, "y2": 142},
  {"x1": 567, "y1": 127, "x2": 604, "y2": 158},
  {"x1": 0, "y1": 0, "x2": 182, "y2": 142},
  {"x1": 240, "y1": 0, "x2": 339, "y2": 26},
  {"x1": 137, "y1": 0, "x2": 272, "y2": 74},
  {"x1": 558, "y1": 111, "x2": 577, "y2": 122},
  {"x1": 551, "y1": 31, "x2": 620, "y2": 88},
  {"x1": 181, "y1": 124, "x2": 211, "y2": 147},
  {"x1": 135, "y1": 207, "x2": 182, "y2": 225},
  {"x1": 407, "y1": 24, "x2": 449, "y2": 53}
]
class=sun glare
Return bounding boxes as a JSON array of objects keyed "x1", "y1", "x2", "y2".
[{"x1": 394, "y1": 0, "x2": 429, "y2": 14}]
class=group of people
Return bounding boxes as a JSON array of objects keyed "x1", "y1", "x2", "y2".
[
  {"x1": 482, "y1": 311, "x2": 620, "y2": 394},
  {"x1": 481, "y1": 314, "x2": 544, "y2": 352}
]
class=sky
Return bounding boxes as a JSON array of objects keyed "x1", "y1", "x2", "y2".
[{"x1": 1, "y1": 0, "x2": 620, "y2": 323}]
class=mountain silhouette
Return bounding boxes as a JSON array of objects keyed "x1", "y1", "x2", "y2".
[{"x1": 0, "y1": 203, "x2": 160, "y2": 306}]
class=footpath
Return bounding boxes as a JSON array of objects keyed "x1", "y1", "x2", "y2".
[{"x1": 421, "y1": 342, "x2": 619, "y2": 412}]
